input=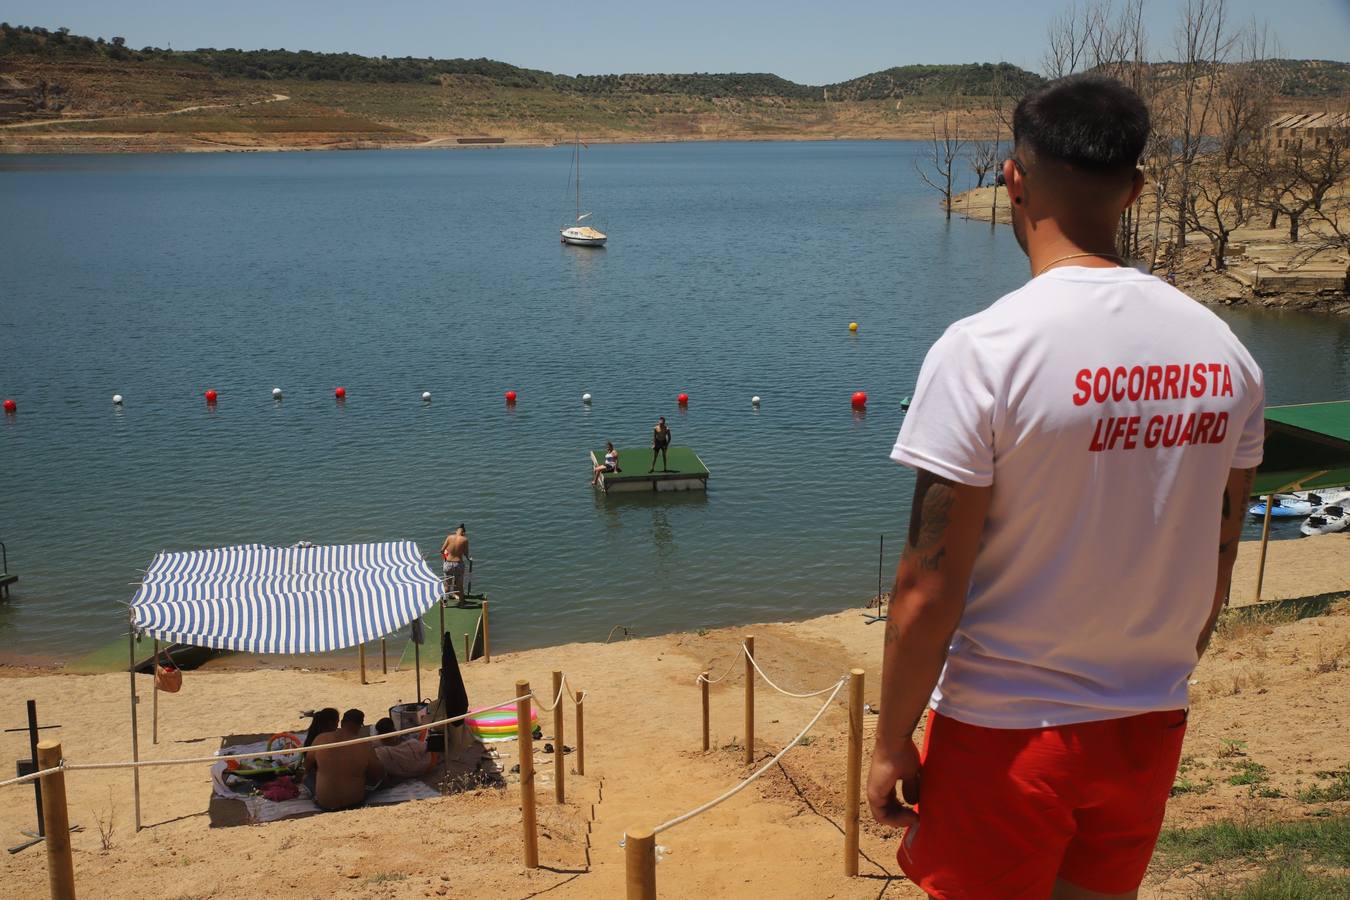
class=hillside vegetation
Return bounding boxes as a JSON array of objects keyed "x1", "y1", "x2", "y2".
[{"x1": 3, "y1": 22, "x2": 1348, "y2": 154}]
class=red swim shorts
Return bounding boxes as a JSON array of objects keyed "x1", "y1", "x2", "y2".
[{"x1": 896, "y1": 708, "x2": 1187, "y2": 898}]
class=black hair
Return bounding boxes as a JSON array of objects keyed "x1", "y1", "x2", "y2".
[
  {"x1": 341, "y1": 708, "x2": 365, "y2": 728},
  {"x1": 1012, "y1": 74, "x2": 1149, "y2": 175},
  {"x1": 375, "y1": 717, "x2": 395, "y2": 735},
  {"x1": 303, "y1": 707, "x2": 340, "y2": 747}
]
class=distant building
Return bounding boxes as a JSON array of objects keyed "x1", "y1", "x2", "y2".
[{"x1": 1265, "y1": 110, "x2": 1350, "y2": 151}]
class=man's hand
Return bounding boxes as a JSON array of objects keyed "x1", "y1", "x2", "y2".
[{"x1": 868, "y1": 738, "x2": 922, "y2": 828}]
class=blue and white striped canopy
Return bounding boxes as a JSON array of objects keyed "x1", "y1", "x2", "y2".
[{"x1": 131, "y1": 541, "x2": 441, "y2": 654}]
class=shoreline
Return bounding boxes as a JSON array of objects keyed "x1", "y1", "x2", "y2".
[
  {"x1": 952, "y1": 184, "x2": 1350, "y2": 315},
  {"x1": 0, "y1": 131, "x2": 969, "y2": 155},
  {"x1": 3, "y1": 533, "x2": 1346, "y2": 673}
]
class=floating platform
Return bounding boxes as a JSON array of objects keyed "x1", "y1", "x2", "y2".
[{"x1": 592, "y1": 446, "x2": 710, "y2": 493}]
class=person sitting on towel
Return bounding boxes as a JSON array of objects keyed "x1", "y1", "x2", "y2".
[
  {"x1": 372, "y1": 716, "x2": 440, "y2": 779},
  {"x1": 301, "y1": 707, "x2": 340, "y2": 797},
  {"x1": 308, "y1": 708, "x2": 385, "y2": 812}
]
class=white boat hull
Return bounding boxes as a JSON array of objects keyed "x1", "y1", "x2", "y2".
[{"x1": 561, "y1": 229, "x2": 606, "y2": 247}]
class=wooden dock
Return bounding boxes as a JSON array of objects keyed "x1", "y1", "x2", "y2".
[{"x1": 591, "y1": 445, "x2": 710, "y2": 493}]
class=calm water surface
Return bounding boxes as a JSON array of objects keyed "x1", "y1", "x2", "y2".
[{"x1": 2, "y1": 143, "x2": 1348, "y2": 661}]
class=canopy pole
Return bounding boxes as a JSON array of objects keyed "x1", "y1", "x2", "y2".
[
  {"x1": 414, "y1": 638, "x2": 422, "y2": 701},
  {"x1": 1254, "y1": 492, "x2": 1275, "y2": 602},
  {"x1": 152, "y1": 638, "x2": 160, "y2": 745},
  {"x1": 128, "y1": 615, "x2": 142, "y2": 832}
]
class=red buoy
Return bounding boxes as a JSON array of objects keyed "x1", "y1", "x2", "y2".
[
  {"x1": 677, "y1": 392, "x2": 689, "y2": 406},
  {"x1": 2, "y1": 398, "x2": 15, "y2": 414},
  {"x1": 851, "y1": 391, "x2": 867, "y2": 410},
  {"x1": 505, "y1": 390, "x2": 518, "y2": 403},
  {"x1": 205, "y1": 389, "x2": 218, "y2": 404},
  {"x1": 334, "y1": 386, "x2": 346, "y2": 400}
]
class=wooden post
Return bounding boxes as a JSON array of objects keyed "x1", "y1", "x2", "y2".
[
  {"x1": 381, "y1": 638, "x2": 387, "y2": 675},
  {"x1": 414, "y1": 638, "x2": 422, "y2": 701},
  {"x1": 1255, "y1": 492, "x2": 1275, "y2": 602},
  {"x1": 844, "y1": 668, "x2": 865, "y2": 876},
  {"x1": 574, "y1": 688, "x2": 585, "y2": 776},
  {"x1": 625, "y1": 827, "x2": 657, "y2": 900},
  {"x1": 464, "y1": 632, "x2": 471, "y2": 663},
  {"x1": 552, "y1": 671, "x2": 566, "y2": 804},
  {"x1": 700, "y1": 671, "x2": 710, "y2": 752},
  {"x1": 482, "y1": 600, "x2": 491, "y2": 663},
  {"x1": 743, "y1": 635, "x2": 755, "y2": 765},
  {"x1": 359, "y1": 643, "x2": 367, "y2": 685},
  {"x1": 151, "y1": 638, "x2": 159, "y2": 745},
  {"x1": 517, "y1": 680, "x2": 539, "y2": 869},
  {"x1": 36, "y1": 740, "x2": 75, "y2": 900}
]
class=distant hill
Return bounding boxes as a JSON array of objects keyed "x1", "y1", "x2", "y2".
[
  {"x1": 825, "y1": 63, "x2": 1044, "y2": 100},
  {"x1": 0, "y1": 23, "x2": 1032, "y2": 100}
]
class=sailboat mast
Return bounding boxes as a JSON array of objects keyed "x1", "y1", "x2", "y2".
[{"x1": 575, "y1": 132, "x2": 582, "y2": 223}]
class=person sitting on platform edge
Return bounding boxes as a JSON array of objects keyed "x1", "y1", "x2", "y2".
[
  {"x1": 440, "y1": 524, "x2": 469, "y2": 599},
  {"x1": 650, "y1": 416, "x2": 671, "y2": 473},
  {"x1": 373, "y1": 717, "x2": 440, "y2": 779},
  {"x1": 592, "y1": 441, "x2": 620, "y2": 485},
  {"x1": 307, "y1": 708, "x2": 385, "y2": 812}
]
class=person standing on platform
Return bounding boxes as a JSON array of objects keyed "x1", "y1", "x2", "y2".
[
  {"x1": 440, "y1": 524, "x2": 468, "y2": 599},
  {"x1": 649, "y1": 416, "x2": 672, "y2": 473},
  {"x1": 867, "y1": 74, "x2": 1265, "y2": 899}
]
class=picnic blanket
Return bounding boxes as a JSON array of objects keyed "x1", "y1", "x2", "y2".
[{"x1": 207, "y1": 730, "x2": 497, "y2": 827}]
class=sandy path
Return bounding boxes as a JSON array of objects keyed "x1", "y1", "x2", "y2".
[{"x1": 0, "y1": 93, "x2": 290, "y2": 130}]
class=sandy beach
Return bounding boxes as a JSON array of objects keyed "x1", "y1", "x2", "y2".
[{"x1": 0, "y1": 533, "x2": 1346, "y2": 898}]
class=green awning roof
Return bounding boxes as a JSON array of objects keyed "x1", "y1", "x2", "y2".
[{"x1": 1253, "y1": 400, "x2": 1350, "y2": 495}]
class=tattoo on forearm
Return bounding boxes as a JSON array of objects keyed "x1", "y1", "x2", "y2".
[
  {"x1": 1218, "y1": 469, "x2": 1256, "y2": 557},
  {"x1": 905, "y1": 471, "x2": 956, "y2": 571}
]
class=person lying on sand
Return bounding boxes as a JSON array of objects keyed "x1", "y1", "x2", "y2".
[
  {"x1": 307, "y1": 708, "x2": 385, "y2": 812},
  {"x1": 372, "y1": 717, "x2": 440, "y2": 779}
]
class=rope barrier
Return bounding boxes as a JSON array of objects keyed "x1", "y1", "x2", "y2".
[
  {"x1": 696, "y1": 655, "x2": 741, "y2": 686},
  {"x1": 647, "y1": 674, "x2": 847, "y2": 836},
  {"x1": 531, "y1": 675, "x2": 571, "y2": 712},
  {"x1": 743, "y1": 645, "x2": 843, "y2": 698},
  {"x1": 697, "y1": 643, "x2": 840, "y2": 698},
  {"x1": 0, "y1": 692, "x2": 532, "y2": 788}
]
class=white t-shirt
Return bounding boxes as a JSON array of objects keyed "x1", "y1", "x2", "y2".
[{"x1": 891, "y1": 266, "x2": 1264, "y2": 729}]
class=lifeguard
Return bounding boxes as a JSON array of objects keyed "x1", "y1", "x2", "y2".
[{"x1": 868, "y1": 74, "x2": 1265, "y2": 899}]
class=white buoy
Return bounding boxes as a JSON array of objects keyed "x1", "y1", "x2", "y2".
[
  {"x1": 112, "y1": 394, "x2": 124, "y2": 405},
  {"x1": 272, "y1": 387, "x2": 283, "y2": 400},
  {"x1": 582, "y1": 393, "x2": 592, "y2": 404},
  {"x1": 421, "y1": 391, "x2": 432, "y2": 402},
  {"x1": 751, "y1": 395, "x2": 761, "y2": 406}
]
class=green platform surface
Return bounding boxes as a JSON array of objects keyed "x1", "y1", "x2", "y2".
[
  {"x1": 398, "y1": 600, "x2": 484, "y2": 669},
  {"x1": 592, "y1": 446, "x2": 709, "y2": 479}
]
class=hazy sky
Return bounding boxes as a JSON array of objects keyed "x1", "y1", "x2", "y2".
[{"x1": 8, "y1": 0, "x2": 1350, "y2": 84}]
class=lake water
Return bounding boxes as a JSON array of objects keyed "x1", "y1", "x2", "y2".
[{"x1": 3, "y1": 142, "x2": 1349, "y2": 662}]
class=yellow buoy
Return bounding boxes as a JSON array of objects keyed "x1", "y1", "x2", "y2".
[{"x1": 849, "y1": 322, "x2": 859, "y2": 332}]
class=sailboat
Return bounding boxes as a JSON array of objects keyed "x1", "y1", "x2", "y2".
[{"x1": 560, "y1": 134, "x2": 607, "y2": 247}]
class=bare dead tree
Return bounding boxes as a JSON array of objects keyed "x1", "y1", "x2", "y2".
[
  {"x1": 1216, "y1": 21, "x2": 1278, "y2": 166},
  {"x1": 915, "y1": 102, "x2": 966, "y2": 220},
  {"x1": 1163, "y1": 0, "x2": 1234, "y2": 276},
  {"x1": 1249, "y1": 129, "x2": 1350, "y2": 243},
  {"x1": 970, "y1": 137, "x2": 1002, "y2": 188},
  {"x1": 1185, "y1": 157, "x2": 1259, "y2": 269},
  {"x1": 1044, "y1": 2, "x2": 1094, "y2": 79}
]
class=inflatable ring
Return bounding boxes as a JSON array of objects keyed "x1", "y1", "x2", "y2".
[
  {"x1": 466, "y1": 705, "x2": 538, "y2": 741},
  {"x1": 267, "y1": 732, "x2": 303, "y2": 753},
  {"x1": 265, "y1": 732, "x2": 304, "y2": 767}
]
